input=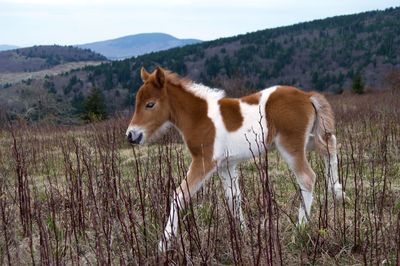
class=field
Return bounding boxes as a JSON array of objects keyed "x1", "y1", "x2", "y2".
[{"x1": 0, "y1": 89, "x2": 399, "y2": 265}]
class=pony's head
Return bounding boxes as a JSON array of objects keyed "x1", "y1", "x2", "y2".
[{"x1": 126, "y1": 67, "x2": 171, "y2": 144}]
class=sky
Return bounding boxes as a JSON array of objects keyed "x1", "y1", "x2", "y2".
[{"x1": 0, "y1": 0, "x2": 399, "y2": 47}]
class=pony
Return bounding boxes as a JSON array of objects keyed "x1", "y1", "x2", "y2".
[{"x1": 126, "y1": 66, "x2": 345, "y2": 251}]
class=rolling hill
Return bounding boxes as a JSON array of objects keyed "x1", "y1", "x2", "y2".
[
  {"x1": 0, "y1": 45, "x2": 106, "y2": 73},
  {"x1": 1, "y1": 7, "x2": 400, "y2": 124},
  {"x1": 77, "y1": 33, "x2": 202, "y2": 60}
]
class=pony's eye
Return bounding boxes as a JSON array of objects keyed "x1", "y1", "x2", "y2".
[{"x1": 145, "y1": 101, "x2": 156, "y2": 109}]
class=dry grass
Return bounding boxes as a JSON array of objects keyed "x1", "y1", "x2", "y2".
[{"x1": 0, "y1": 90, "x2": 399, "y2": 265}]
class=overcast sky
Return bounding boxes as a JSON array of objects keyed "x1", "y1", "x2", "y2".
[{"x1": 1, "y1": 0, "x2": 399, "y2": 47}]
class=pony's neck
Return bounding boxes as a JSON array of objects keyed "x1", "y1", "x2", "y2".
[
  {"x1": 168, "y1": 82, "x2": 218, "y2": 139},
  {"x1": 165, "y1": 81, "x2": 218, "y2": 157},
  {"x1": 166, "y1": 83, "x2": 203, "y2": 131}
]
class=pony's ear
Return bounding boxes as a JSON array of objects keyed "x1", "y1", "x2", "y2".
[
  {"x1": 154, "y1": 67, "x2": 165, "y2": 88},
  {"x1": 141, "y1": 67, "x2": 150, "y2": 82}
]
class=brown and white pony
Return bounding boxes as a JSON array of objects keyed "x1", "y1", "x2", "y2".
[{"x1": 126, "y1": 67, "x2": 345, "y2": 251}]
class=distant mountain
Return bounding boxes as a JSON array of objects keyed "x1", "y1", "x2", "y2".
[
  {"x1": 0, "y1": 45, "x2": 107, "y2": 73},
  {"x1": 0, "y1": 45, "x2": 19, "y2": 52},
  {"x1": 77, "y1": 33, "x2": 202, "y2": 59}
]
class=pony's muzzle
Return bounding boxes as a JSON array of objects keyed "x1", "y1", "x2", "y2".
[{"x1": 127, "y1": 130, "x2": 144, "y2": 144}]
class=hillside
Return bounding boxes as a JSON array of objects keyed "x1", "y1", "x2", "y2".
[
  {"x1": 79, "y1": 7, "x2": 400, "y2": 96},
  {"x1": 130, "y1": 7, "x2": 400, "y2": 92},
  {"x1": 77, "y1": 33, "x2": 202, "y2": 60},
  {"x1": 0, "y1": 45, "x2": 106, "y2": 73},
  {"x1": 1, "y1": 7, "x2": 400, "y2": 124},
  {"x1": 0, "y1": 61, "x2": 104, "y2": 86}
]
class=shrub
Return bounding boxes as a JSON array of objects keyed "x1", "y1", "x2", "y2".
[
  {"x1": 82, "y1": 87, "x2": 107, "y2": 121},
  {"x1": 352, "y1": 74, "x2": 364, "y2": 94}
]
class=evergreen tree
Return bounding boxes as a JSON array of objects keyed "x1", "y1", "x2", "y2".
[
  {"x1": 71, "y1": 92, "x2": 85, "y2": 115},
  {"x1": 44, "y1": 79, "x2": 56, "y2": 94},
  {"x1": 83, "y1": 87, "x2": 107, "y2": 122},
  {"x1": 352, "y1": 74, "x2": 365, "y2": 94}
]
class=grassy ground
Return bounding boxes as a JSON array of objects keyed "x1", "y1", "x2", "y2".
[{"x1": 0, "y1": 90, "x2": 399, "y2": 265}]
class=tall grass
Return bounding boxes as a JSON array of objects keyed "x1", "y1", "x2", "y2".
[{"x1": 0, "y1": 90, "x2": 399, "y2": 265}]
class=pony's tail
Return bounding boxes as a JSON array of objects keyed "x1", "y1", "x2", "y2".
[
  {"x1": 309, "y1": 92, "x2": 335, "y2": 154},
  {"x1": 310, "y1": 93, "x2": 345, "y2": 200}
]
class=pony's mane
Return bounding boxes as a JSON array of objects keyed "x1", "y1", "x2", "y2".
[{"x1": 164, "y1": 70, "x2": 226, "y2": 100}]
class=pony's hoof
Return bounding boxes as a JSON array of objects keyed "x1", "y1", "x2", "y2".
[
  {"x1": 240, "y1": 221, "x2": 248, "y2": 232},
  {"x1": 158, "y1": 240, "x2": 170, "y2": 253},
  {"x1": 341, "y1": 193, "x2": 350, "y2": 203},
  {"x1": 335, "y1": 191, "x2": 349, "y2": 202},
  {"x1": 296, "y1": 218, "x2": 308, "y2": 228},
  {"x1": 332, "y1": 183, "x2": 348, "y2": 202}
]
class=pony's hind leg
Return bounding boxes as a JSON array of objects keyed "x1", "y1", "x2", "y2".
[
  {"x1": 310, "y1": 92, "x2": 345, "y2": 200},
  {"x1": 319, "y1": 134, "x2": 345, "y2": 200},
  {"x1": 293, "y1": 159, "x2": 316, "y2": 224},
  {"x1": 275, "y1": 135, "x2": 316, "y2": 224}
]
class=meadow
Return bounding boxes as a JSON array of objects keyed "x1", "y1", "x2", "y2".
[{"x1": 0, "y1": 89, "x2": 399, "y2": 265}]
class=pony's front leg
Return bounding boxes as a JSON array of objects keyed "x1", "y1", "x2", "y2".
[
  {"x1": 159, "y1": 191, "x2": 183, "y2": 252},
  {"x1": 159, "y1": 157, "x2": 215, "y2": 252}
]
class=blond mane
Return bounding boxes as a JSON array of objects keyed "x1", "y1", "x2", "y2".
[{"x1": 163, "y1": 69, "x2": 225, "y2": 100}]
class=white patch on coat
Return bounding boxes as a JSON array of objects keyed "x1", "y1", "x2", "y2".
[
  {"x1": 298, "y1": 184, "x2": 314, "y2": 223},
  {"x1": 186, "y1": 83, "x2": 226, "y2": 101},
  {"x1": 208, "y1": 86, "x2": 278, "y2": 162},
  {"x1": 274, "y1": 134, "x2": 295, "y2": 169}
]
